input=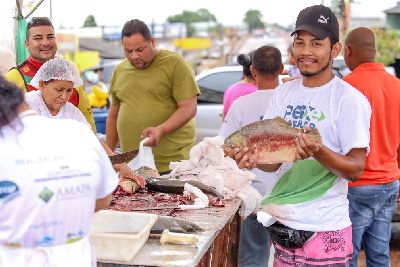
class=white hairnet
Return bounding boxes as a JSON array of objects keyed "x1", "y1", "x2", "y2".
[{"x1": 30, "y1": 57, "x2": 83, "y2": 88}]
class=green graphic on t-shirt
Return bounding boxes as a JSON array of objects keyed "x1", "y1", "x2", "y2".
[{"x1": 261, "y1": 160, "x2": 336, "y2": 205}]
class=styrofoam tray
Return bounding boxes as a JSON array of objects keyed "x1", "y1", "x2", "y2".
[{"x1": 90, "y1": 210, "x2": 158, "y2": 262}]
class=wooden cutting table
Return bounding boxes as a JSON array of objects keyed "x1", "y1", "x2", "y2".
[{"x1": 97, "y1": 198, "x2": 242, "y2": 267}]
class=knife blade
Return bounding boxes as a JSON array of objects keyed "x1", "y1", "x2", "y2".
[
  {"x1": 153, "y1": 215, "x2": 203, "y2": 232},
  {"x1": 146, "y1": 178, "x2": 223, "y2": 198},
  {"x1": 109, "y1": 150, "x2": 138, "y2": 165},
  {"x1": 130, "y1": 205, "x2": 180, "y2": 211}
]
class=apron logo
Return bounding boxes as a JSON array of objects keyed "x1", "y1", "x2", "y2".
[
  {"x1": 34, "y1": 235, "x2": 55, "y2": 247},
  {"x1": 66, "y1": 230, "x2": 85, "y2": 244},
  {"x1": 56, "y1": 184, "x2": 91, "y2": 200},
  {"x1": 38, "y1": 187, "x2": 54, "y2": 203},
  {"x1": 0, "y1": 180, "x2": 20, "y2": 203}
]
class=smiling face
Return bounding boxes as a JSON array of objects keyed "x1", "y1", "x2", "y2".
[
  {"x1": 25, "y1": 25, "x2": 57, "y2": 63},
  {"x1": 122, "y1": 33, "x2": 156, "y2": 69},
  {"x1": 293, "y1": 30, "x2": 341, "y2": 79},
  {"x1": 39, "y1": 80, "x2": 74, "y2": 115}
]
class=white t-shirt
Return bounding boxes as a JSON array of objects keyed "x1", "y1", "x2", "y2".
[
  {"x1": 0, "y1": 112, "x2": 118, "y2": 248},
  {"x1": 25, "y1": 90, "x2": 89, "y2": 126},
  {"x1": 219, "y1": 90, "x2": 279, "y2": 196},
  {"x1": 261, "y1": 76, "x2": 371, "y2": 231}
]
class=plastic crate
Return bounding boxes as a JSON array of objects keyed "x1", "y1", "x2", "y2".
[{"x1": 90, "y1": 210, "x2": 158, "y2": 262}]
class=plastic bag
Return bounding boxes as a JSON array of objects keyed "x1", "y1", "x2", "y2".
[
  {"x1": 237, "y1": 184, "x2": 262, "y2": 219},
  {"x1": 127, "y1": 137, "x2": 157, "y2": 171}
]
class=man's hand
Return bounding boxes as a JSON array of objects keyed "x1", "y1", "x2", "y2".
[
  {"x1": 295, "y1": 124, "x2": 322, "y2": 160},
  {"x1": 141, "y1": 126, "x2": 163, "y2": 147},
  {"x1": 114, "y1": 163, "x2": 146, "y2": 188},
  {"x1": 224, "y1": 145, "x2": 258, "y2": 169}
]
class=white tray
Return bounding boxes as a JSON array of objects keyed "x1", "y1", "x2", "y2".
[{"x1": 90, "y1": 210, "x2": 158, "y2": 262}]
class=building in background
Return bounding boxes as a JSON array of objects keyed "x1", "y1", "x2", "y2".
[{"x1": 385, "y1": 1, "x2": 400, "y2": 29}]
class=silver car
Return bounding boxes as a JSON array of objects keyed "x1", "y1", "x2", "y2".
[
  {"x1": 195, "y1": 66, "x2": 292, "y2": 143},
  {"x1": 195, "y1": 65, "x2": 245, "y2": 143}
]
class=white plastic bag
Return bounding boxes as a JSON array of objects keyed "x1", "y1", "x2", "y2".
[{"x1": 127, "y1": 137, "x2": 157, "y2": 171}]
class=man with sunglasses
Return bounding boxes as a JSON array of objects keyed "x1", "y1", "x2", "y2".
[
  {"x1": 5, "y1": 17, "x2": 96, "y2": 131},
  {"x1": 106, "y1": 19, "x2": 200, "y2": 174}
]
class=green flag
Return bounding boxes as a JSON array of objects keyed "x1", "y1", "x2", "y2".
[{"x1": 16, "y1": 15, "x2": 28, "y2": 64}]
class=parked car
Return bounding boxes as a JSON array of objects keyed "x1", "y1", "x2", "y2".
[{"x1": 195, "y1": 65, "x2": 244, "y2": 142}]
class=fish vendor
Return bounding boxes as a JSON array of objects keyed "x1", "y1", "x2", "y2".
[
  {"x1": 0, "y1": 76, "x2": 119, "y2": 266},
  {"x1": 105, "y1": 19, "x2": 200, "y2": 174}
]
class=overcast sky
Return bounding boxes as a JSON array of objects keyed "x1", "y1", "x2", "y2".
[{"x1": 26, "y1": 0, "x2": 399, "y2": 28}]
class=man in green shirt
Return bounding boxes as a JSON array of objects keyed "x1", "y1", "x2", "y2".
[{"x1": 106, "y1": 19, "x2": 200, "y2": 173}]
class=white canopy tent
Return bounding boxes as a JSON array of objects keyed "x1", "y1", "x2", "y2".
[
  {"x1": 0, "y1": 0, "x2": 17, "y2": 74},
  {"x1": 0, "y1": 0, "x2": 46, "y2": 75}
]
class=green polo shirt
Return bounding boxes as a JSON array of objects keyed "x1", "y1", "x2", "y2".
[{"x1": 110, "y1": 50, "x2": 200, "y2": 172}]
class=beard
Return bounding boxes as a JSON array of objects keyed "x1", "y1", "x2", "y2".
[{"x1": 300, "y1": 56, "x2": 332, "y2": 77}]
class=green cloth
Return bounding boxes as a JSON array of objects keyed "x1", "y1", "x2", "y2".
[
  {"x1": 261, "y1": 160, "x2": 337, "y2": 205},
  {"x1": 16, "y1": 16, "x2": 28, "y2": 64},
  {"x1": 110, "y1": 50, "x2": 200, "y2": 172}
]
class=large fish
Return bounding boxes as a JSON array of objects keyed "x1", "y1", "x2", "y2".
[{"x1": 224, "y1": 117, "x2": 321, "y2": 164}]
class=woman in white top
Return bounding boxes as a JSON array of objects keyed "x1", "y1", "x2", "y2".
[
  {"x1": 25, "y1": 58, "x2": 145, "y2": 187},
  {"x1": 0, "y1": 75, "x2": 118, "y2": 266}
]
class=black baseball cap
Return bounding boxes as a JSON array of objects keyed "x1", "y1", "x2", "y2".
[{"x1": 291, "y1": 5, "x2": 339, "y2": 40}]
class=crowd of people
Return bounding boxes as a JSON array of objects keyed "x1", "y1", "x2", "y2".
[{"x1": 0, "y1": 3, "x2": 399, "y2": 267}]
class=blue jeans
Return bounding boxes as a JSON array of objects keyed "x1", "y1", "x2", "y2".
[
  {"x1": 239, "y1": 214, "x2": 270, "y2": 267},
  {"x1": 348, "y1": 179, "x2": 399, "y2": 267}
]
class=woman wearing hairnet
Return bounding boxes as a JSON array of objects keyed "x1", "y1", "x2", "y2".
[
  {"x1": 0, "y1": 75, "x2": 118, "y2": 266},
  {"x1": 25, "y1": 58, "x2": 145, "y2": 188}
]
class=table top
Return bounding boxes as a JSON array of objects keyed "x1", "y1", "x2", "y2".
[{"x1": 98, "y1": 198, "x2": 242, "y2": 267}]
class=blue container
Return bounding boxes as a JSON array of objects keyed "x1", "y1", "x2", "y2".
[{"x1": 93, "y1": 109, "x2": 108, "y2": 134}]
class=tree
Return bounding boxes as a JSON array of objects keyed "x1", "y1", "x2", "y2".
[
  {"x1": 243, "y1": 9, "x2": 265, "y2": 33},
  {"x1": 373, "y1": 28, "x2": 400, "y2": 65},
  {"x1": 197, "y1": 8, "x2": 217, "y2": 22},
  {"x1": 83, "y1": 15, "x2": 97, "y2": 27},
  {"x1": 167, "y1": 9, "x2": 217, "y2": 37}
]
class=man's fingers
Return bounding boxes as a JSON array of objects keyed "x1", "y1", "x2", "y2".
[
  {"x1": 237, "y1": 148, "x2": 257, "y2": 169},
  {"x1": 137, "y1": 177, "x2": 146, "y2": 188},
  {"x1": 302, "y1": 133, "x2": 321, "y2": 154},
  {"x1": 303, "y1": 124, "x2": 311, "y2": 133},
  {"x1": 143, "y1": 136, "x2": 155, "y2": 147},
  {"x1": 300, "y1": 133, "x2": 315, "y2": 156},
  {"x1": 234, "y1": 147, "x2": 248, "y2": 161},
  {"x1": 295, "y1": 150, "x2": 301, "y2": 161},
  {"x1": 295, "y1": 136, "x2": 308, "y2": 159}
]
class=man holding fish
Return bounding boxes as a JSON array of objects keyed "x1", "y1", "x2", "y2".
[{"x1": 225, "y1": 5, "x2": 372, "y2": 266}]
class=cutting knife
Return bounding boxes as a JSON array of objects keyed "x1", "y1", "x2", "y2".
[
  {"x1": 152, "y1": 215, "x2": 203, "y2": 232},
  {"x1": 130, "y1": 206, "x2": 180, "y2": 211},
  {"x1": 109, "y1": 150, "x2": 138, "y2": 165}
]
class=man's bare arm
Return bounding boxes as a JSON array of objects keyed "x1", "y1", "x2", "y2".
[
  {"x1": 313, "y1": 147, "x2": 366, "y2": 181},
  {"x1": 105, "y1": 103, "x2": 120, "y2": 151},
  {"x1": 142, "y1": 96, "x2": 197, "y2": 146}
]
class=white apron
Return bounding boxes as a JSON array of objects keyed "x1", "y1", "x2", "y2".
[{"x1": 0, "y1": 237, "x2": 95, "y2": 267}]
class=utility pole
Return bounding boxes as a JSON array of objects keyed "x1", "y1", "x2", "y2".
[
  {"x1": 49, "y1": 0, "x2": 53, "y2": 21},
  {"x1": 331, "y1": 0, "x2": 350, "y2": 41}
]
